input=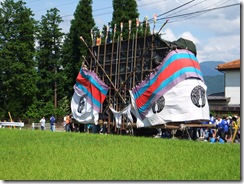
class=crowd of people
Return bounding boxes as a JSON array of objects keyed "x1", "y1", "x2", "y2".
[
  {"x1": 38, "y1": 113, "x2": 240, "y2": 144},
  {"x1": 153, "y1": 114, "x2": 241, "y2": 143},
  {"x1": 199, "y1": 114, "x2": 241, "y2": 143}
]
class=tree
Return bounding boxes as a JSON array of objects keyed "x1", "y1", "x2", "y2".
[
  {"x1": 61, "y1": 0, "x2": 95, "y2": 100},
  {"x1": 111, "y1": 0, "x2": 140, "y2": 40},
  {"x1": 0, "y1": 0, "x2": 38, "y2": 119},
  {"x1": 35, "y1": 8, "x2": 65, "y2": 115}
]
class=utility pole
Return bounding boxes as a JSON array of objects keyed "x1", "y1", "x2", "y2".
[
  {"x1": 54, "y1": 66, "x2": 57, "y2": 108},
  {"x1": 53, "y1": 32, "x2": 57, "y2": 109}
]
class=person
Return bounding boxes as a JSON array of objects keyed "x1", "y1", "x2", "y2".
[
  {"x1": 102, "y1": 119, "x2": 107, "y2": 134},
  {"x1": 63, "y1": 115, "x2": 67, "y2": 131},
  {"x1": 154, "y1": 128, "x2": 162, "y2": 138},
  {"x1": 218, "y1": 116, "x2": 228, "y2": 142},
  {"x1": 210, "y1": 136, "x2": 225, "y2": 144},
  {"x1": 65, "y1": 114, "x2": 71, "y2": 132},
  {"x1": 215, "y1": 115, "x2": 222, "y2": 137},
  {"x1": 50, "y1": 115, "x2": 56, "y2": 132},
  {"x1": 216, "y1": 136, "x2": 225, "y2": 143},
  {"x1": 226, "y1": 116, "x2": 232, "y2": 139},
  {"x1": 39, "y1": 116, "x2": 46, "y2": 131},
  {"x1": 209, "y1": 114, "x2": 216, "y2": 139},
  {"x1": 232, "y1": 116, "x2": 240, "y2": 142}
]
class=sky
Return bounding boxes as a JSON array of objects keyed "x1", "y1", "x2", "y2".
[{"x1": 1, "y1": 0, "x2": 241, "y2": 63}]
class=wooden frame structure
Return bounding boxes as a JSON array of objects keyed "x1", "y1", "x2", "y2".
[
  {"x1": 83, "y1": 34, "x2": 212, "y2": 134},
  {"x1": 85, "y1": 34, "x2": 173, "y2": 133}
]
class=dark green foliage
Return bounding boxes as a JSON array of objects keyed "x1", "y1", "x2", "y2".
[
  {"x1": 111, "y1": 0, "x2": 145, "y2": 40},
  {"x1": 61, "y1": 0, "x2": 95, "y2": 100},
  {"x1": 35, "y1": 8, "x2": 65, "y2": 118},
  {"x1": 0, "y1": 0, "x2": 38, "y2": 119}
]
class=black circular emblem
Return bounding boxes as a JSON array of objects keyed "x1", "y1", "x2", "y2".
[
  {"x1": 77, "y1": 95, "x2": 86, "y2": 113},
  {"x1": 152, "y1": 96, "x2": 165, "y2": 114},
  {"x1": 191, "y1": 85, "x2": 206, "y2": 108}
]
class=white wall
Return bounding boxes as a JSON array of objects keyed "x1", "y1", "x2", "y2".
[{"x1": 225, "y1": 70, "x2": 240, "y2": 105}]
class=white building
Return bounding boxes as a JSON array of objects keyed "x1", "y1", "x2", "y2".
[
  {"x1": 217, "y1": 59, "x2": 240, "y2": 105},
  {"x1": 207, "y1": 59, "x2": 240, "y2": 115}
]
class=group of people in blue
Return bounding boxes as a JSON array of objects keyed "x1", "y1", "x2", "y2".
[{"x1": 201, "y1": 114, "x2": 240, "y2": 143}]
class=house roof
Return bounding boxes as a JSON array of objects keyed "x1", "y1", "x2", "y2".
[
  {"x1": 207, "y1": 96, "x2": 230, "y2": 102},
  {"x1": 216, "y1": 59, "x2": 240, "y2": 71}
]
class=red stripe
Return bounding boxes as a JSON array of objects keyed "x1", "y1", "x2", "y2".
[
  {"x1": 135, "y1": 58, "x2": 200, "y2": 108},
  {"x1": 76, "y1": 72, "x2": 106, "y2": 103}
]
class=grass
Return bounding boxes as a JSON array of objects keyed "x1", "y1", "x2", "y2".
[{"x1": 0, "y1": 128, "x2": 240, "y2": 180}]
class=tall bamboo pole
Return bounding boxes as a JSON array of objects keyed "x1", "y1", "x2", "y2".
[
  {"x1": 108, "y1": 24, "x2": 116, "y2": 134},
  {"x1": 79, "y1": 36, "x2": 126, "y2": 104},
  {"x1": 125, "y1": 20, "x2": 132, "y2": 101},
  {"x1": 133, "y1": 18, "x2": 139, "y2": 87},
  {"x1": 141, "y1": 16, "x2": 148, "y2": 80}
]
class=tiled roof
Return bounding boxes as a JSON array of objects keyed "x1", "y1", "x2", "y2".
[
  {"x1": 207, "y1": 96, "x2": 230, "y2": 102},
  {"x1": 216, "y1": 59, "x2": 240, "y2": 71}
]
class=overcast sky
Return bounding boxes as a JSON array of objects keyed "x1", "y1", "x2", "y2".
[{"x1": 1, "y1": 0, "x2": 241, "y2": 63}]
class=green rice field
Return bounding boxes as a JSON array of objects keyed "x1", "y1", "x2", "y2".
[{"x1": 0, "y1": 128, "x2": 240, "y2": 180}]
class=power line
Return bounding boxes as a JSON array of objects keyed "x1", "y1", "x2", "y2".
[
  {"x1": 154, "y1": 3, "x2": 239, "y2": 22},
  {"x1": 166, "y1": 0, "x2": 232, "y2": 24},
  {"x1": 148, "y1": 0, "x2": 196, "y2": 21},
  {"x1": 25, "y1": 0, "x2": 239, "y2": 33},
  {"x1": 165, "y1": 0, "x2": 208, "y2": 18},
  {"x1": 24, "y1": 0, "x2": 42, "y2": 3},
  {"x1": 33, "y1": 1, "x2": 78, "y2": 12},
  {"x1": 30, "y1": 0, "x2": 166, "y2": 21}
]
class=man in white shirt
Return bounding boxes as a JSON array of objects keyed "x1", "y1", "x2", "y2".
[{"x1": 39, "y1": 117, "x2": 46, "y2": 130}]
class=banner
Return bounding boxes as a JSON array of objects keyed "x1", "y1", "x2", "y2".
[
  {"x1": 96, "y1": 37, "x2": 101, "y2": 46},
  {"x1": 130, "y1": 49, "x2": 210, "y2": 127},
  {"x1": 71, "y1": 67, "x2": 109, "y2": 124},
  {"x1": 109, "y1": 105, "x2": 134, "y2": 128}
]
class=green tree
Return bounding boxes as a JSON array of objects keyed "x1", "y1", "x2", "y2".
[
  {"x1": 35, "y1": 8, "x2": 66, "y2": 117},
  {"x1": 0, "y1": 0, "x2": 38, "y2": 120},
  {"x1": 61, "y1": 0, "x2": 95, "y2": 100},
  {"x1": 111, "y1": 0, "x2": 140, "y2": 40}
]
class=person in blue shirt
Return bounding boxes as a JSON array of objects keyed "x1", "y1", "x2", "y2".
[
  {"x1": 218, "y1": 116, "x2": 228, "y2": 142},
  {"x1": 209, "y1": 114, "x2": 215, "y2": 124},
  {"x1": 216, "y1": 136, "x2": 225, "y2": 143},
  {"x1": 210, "y1": 136, "x2": 225, "y2": 144},
  {"x1": 50, "y1": 115, "x2": 56, "y2": 132}
]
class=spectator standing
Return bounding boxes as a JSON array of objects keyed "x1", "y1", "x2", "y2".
[
  {"x1": 39, "y1": 116, "x2": 46, "y2": 131},
  {"x1": 209, "y1": 114, "x2": 216, "y2": 139},
  {"x1": 50, "y1": 115, "x2": 56, "y2": 132},
  {"x1": 227, "y1": 116, "x2": 232, "y2": 139},
  {"x1": 63, "y1": 115, "x2": 67, "y2": 131},
  {"x1": 215, "y1": 116, "x2": 222, "y2": 137},
  {"x1": 218, "y1": 116, "x2": 228, "y2": 142},
  {"x1": 65, "y1": 114, "x2": 71, "y2": 132},
  {"x1": 102, "y1": 119, "x2": 108, "y2": 134},
  {"x1": 232, "y1": 116, "x2": 240, "y2": 142}
]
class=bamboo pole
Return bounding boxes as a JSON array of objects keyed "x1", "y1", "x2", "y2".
[
  {"x1": 130, "y1": 34, "x2": 135, "y2": 90},
  {"x1": 107, "y1": 25, "x2": 116, "y2": 134},
  {"x1": 79, "y1": 36, "x2": 126, "y2": 104},
  {"x1": 117, "y1": 23, "x2": 123, "y2": 134},
  {"x1": 125, "y1": 20, "x2": 131, "y2": 103},
  {"x1": 132, "y1": 18, "x2": 139, "y2": 87},
  {"x1": 141, "y1": 18, "x2": 148, "y2": 80}
]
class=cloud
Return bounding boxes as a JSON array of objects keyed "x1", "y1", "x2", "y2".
[
  {"x1": 197, "y1": 34, "x2": 240, "y2": 62},
  {"x1": 161, "y1": 28, "x2": 177, "y2": 41},
  {"x1": 180, "y1": 31, "x2": 200, "y2": 44},
  {"x1": 139, "y1": 0, "x2": 240, "y2": 62}
]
